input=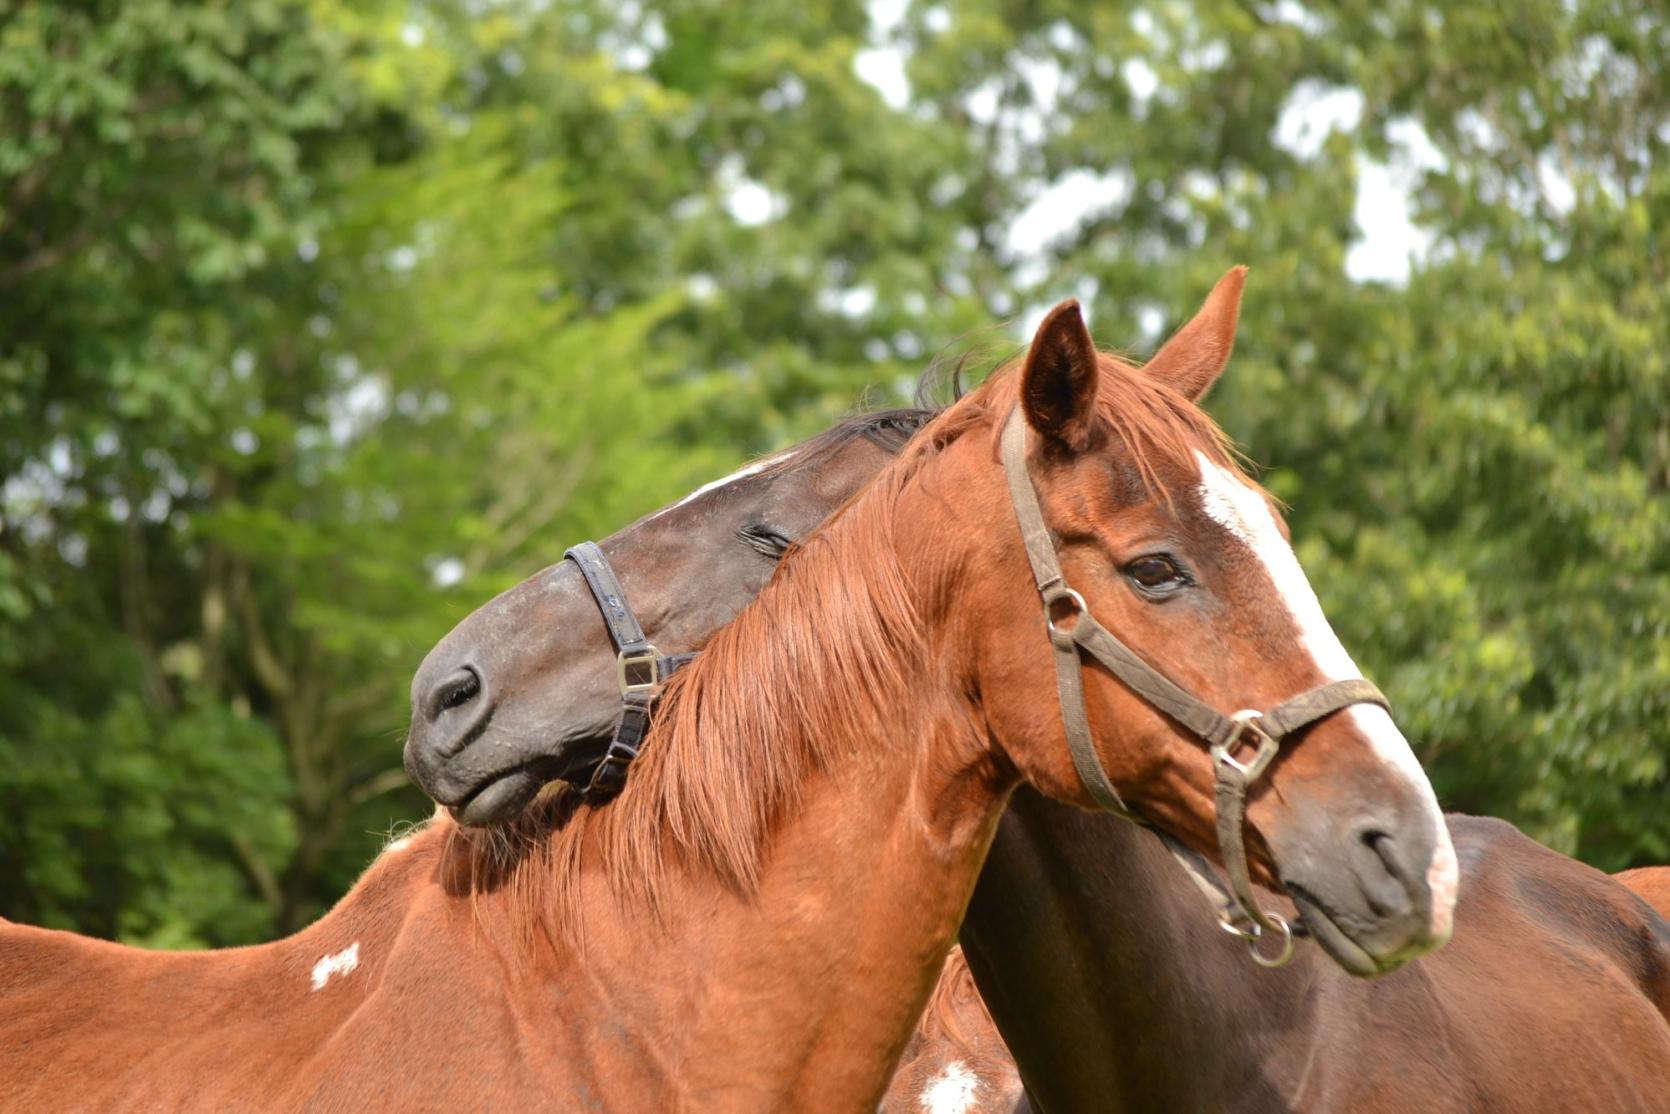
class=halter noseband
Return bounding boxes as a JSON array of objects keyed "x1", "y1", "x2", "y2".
[
  {"x1": 1001, "y1": 406, "x2": 1390, "y2": 967},
  {"x1": 564, "y1": 542, "x2": 696, "y2": 796}
]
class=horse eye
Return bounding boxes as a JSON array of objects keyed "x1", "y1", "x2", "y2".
[
  {"x1": 738, "y1": 524, "x2": 795, "y2": 558},
  {"x1": 1124, "y1": 555, "x2": 1185, "y2": 592}
]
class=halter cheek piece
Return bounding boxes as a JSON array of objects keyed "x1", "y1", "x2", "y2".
[
  {"x1": 1001, "y1": 407, "x2": 1391, "y2": 968},
  {"x1": 564, "y1": 542, "x2": 697, "y2": 797}
]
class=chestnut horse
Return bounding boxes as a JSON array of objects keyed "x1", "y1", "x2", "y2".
[
  {"x1": 408, "y1": 271, "x2": 1670, "y2": 1112},
  {"x1": 0, "y1": 278, "x2": 1456, "y2": 1110},
  {"x1": 1619, "y1": 866, "x2": 1670, "y2": 919}
]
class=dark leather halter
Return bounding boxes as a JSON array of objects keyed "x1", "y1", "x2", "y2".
[
  {"x1": 564, "y1": 542, "x2": 696, "y2": 797},
  {"x1": 1001, "y1": 406, "x2": 1391, "y2": 967}
]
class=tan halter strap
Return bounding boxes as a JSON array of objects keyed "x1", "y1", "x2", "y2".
[{"x1": 1000, "y1": 406, "x2": 1389, "y2": 962}]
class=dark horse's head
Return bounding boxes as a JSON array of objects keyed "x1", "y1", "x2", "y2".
[{"x1": 403, "y1": 410, "x2": 931, "y2": 825}]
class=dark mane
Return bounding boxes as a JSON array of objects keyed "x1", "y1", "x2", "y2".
[{"x1": 755, "y1": 406, "x2": 939, "y2": 480}]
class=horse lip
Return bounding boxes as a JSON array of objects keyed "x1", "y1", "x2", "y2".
[
  {"x1": 1285, "y1": 884, "x2": 1404, "y2": 978},
  {"x1": 448, "y1": 748, "x2": 600, "y2": 827}
]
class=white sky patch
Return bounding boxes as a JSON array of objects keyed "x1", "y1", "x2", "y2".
[
  {"x1": 1192, "y1": 451, "x2": 1458, "y2": 933},
  {"x1": 1274, "y1": 82, "x2": 1363, "y2": 160},
  {"x1": 309, "y1": 942, "x2": 361, "y2": 991},
  {"x1": 920, "y1": 1060, "x2": 980, "y2": 1114},
  {"x1": 1005, "y1": 168, "x2": 1134, "y2": 258},
  {"x1": 718, "y1": 154, "x2": 787, "y2": 227},
  {"x1": 855, "y1": 0, "x2": 910, "y2": 109},
  {"x1": 855, "y1": 46, "x2": 910, "y2": 109}
]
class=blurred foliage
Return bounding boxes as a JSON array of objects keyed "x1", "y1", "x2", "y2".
[{"x1": 0, "y1": 0, "x2": 1664, "y2": 945}]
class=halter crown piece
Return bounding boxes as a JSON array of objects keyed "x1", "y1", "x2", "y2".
[
  {"x1": 1000, "y1": 406, "x2": 1391, "y2": 968},
  {"x1": 564, "y1": 542, "x2": 697, "y2": 797}
]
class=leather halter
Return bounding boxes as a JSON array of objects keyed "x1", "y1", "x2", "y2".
[
  {"x1": 1000, "y1": 407, "x2": 1390, "y2": 966},
  {"x1": 564, "y1": 542, "x2": 696, "y2": 796}
]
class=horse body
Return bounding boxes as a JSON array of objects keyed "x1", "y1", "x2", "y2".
[
  {"x1": 1619, "y1": 866, "x2": 1670, "y2": 921},
  {"x1": 3, "y1": 720, "x2": 1011, "y2": 1110},
  {"x1": 962, "y1": 794, "x2": 1670, "y2": 1114}
]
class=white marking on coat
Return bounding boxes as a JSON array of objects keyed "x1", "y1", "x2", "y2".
[
  {"x1": 920, "y1": 1061, "x2": 980, "y2": 1114},
  {"x1": 385, "y1": 835, "x2": 413, "y2": 853},
  {"x1": 646, "y1": 450, "x2": 797, "y2": 520},
  {"x1": 310, "y1": 942, "x2": 361, "y2": 991},
  {"x1": 1193, "y1": 451, "x2": 1459, "y2": 935}
]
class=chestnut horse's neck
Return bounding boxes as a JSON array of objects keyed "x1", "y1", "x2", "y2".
[{"x1": 2, "y1": 427, "x2": 1023, "y2": 1111}]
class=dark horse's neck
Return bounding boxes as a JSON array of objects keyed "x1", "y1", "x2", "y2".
[
  {"x1": 964, "y1": 794, "x2": 1670, "y2": 1114},
  {"x1": 959, "y1": 789, "x2": 1324, "y2": 1112}
]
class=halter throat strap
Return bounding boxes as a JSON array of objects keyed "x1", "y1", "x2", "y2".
[
  {"x1": 564, "y1": 541, "x2": 696, "y2": 796},
  {"x1": 999, "y1": 407, "x2": 1388, "y2": 958}
]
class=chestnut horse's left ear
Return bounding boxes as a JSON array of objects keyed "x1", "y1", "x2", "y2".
[
  {"x1": 1020, "y1": 299, "x2": 1100, "y2": 451},
  {"x1": 1144, "y1": 266, "x2": 1247, "y2": 401}
]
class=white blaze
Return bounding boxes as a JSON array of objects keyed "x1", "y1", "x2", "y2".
[
  {"x1": 647, "y1": 449, "x2": 799, "y2": 520},
  {"x1": 920, "y1": 1061, "x2": 980, "y2": 1114},
  {"x1": 309, "y1": 942, "x2": 361, "y2": 991},
  {"x1": 1193, "y1": 451, "x2": 1458, "y2": 936}
]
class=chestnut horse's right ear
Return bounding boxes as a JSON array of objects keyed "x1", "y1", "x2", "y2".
[
  {"x1": 1143, "y1": 266, "x2": 1246, "y2": 401},
  {"x1": 1020, "y1": 299, "x2": 1100, "y2": 451}
]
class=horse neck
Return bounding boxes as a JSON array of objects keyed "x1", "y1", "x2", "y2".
[
  {"x1": 459, "y1": 467, "x2": 1018, "y2": 1109},
  {"x1": 961, "y1": 788, "x2": 1322, "y2": 1111}
]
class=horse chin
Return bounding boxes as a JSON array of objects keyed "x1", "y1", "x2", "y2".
[
  {"x1": 1287, "y1": 887, "x2": 1407, "y2": 978},
  {"x1": 451, "y1": 769, "x2": 547, "y2": 827}
]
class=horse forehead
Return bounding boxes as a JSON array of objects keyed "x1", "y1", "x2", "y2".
[{"x1": 1189, "y1": 450, "x2": 1282, "y2": 545}]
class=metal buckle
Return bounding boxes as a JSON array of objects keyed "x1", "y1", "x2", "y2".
[
  {"x1": 617, "y1": 646, "x2": 664, "y2": 695},
  {"x1": 1212, "y1": 708, "x2": 1274, "y2": 778}
]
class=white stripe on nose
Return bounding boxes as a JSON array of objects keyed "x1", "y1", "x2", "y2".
[{"x1": 1193, "y1": 451, "x2": 1458, "y2": 936}]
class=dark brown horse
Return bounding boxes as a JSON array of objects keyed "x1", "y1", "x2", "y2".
[
  {"x1": 1, "y1": 279, "x2": 1455, "y2": 1110},
  {"x1": 409, "y1": 273, "x2": 1670, "y2": 1112}
]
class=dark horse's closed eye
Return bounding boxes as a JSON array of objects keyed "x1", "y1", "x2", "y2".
[{"x1": 738, "y1": 523, "x2": 796, "y2": 558}]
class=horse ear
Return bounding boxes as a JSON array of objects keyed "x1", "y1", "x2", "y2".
[
  {"x1": 1020, "y1": 299, "x2": 1100, "y2": 450},
  {"x1": 1144, "y1": 266, "x2": 1247, "y2": 401}
]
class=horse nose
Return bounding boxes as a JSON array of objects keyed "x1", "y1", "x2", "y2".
[
  {"x1": 1350, "y1": 823, "x2": 1426, "y2": 920},
  {"x1": 409, "y1": 663, "x2": 493, "y2": 760},
  {"x1": 424, "y1": 666, "x2": 482, "y2": 723}
]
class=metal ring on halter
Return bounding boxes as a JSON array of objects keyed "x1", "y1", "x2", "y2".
[
  {"x1": 1245, "y1": 911, "x2": 1295, "y2": 968},
  {"x1": 1044, "y1": 587, "x2": 1087, "y2": 636}
]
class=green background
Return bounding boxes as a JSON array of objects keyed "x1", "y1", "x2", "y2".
[{"x1": 1, "y1": 0, "x2": 1665, "y2": 947}]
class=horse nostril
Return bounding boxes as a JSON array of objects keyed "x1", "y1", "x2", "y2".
[{"x1": 428, "y1": 667, "x2": 481, "y2": 721}]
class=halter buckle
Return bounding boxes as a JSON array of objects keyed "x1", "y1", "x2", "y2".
[
  {"x1": 617, "y1": 646, "x2": 665, "y2": 695},
  {"x1": 1212, "y1": 709, "x2": 1278, "y2": 781}
]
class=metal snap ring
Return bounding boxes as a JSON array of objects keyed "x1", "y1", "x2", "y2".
[{"x1": 1246, "y1": 911, "x2": 1296, "y2": 968}]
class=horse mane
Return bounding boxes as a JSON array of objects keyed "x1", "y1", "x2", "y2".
[
  {"x1": 755, "y1": 406, "x2": 941, "y2": 479},
  {"x1": 437, "y1": 349, "x2": 1247, "y2": 946}
]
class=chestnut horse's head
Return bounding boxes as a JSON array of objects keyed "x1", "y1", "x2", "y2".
[
  {"x1": 940, "y1": 268, "x2": 1455, "y2": 974},
  {"x1": 402, "y1": 409, "x2": 931, "y2": 825}
]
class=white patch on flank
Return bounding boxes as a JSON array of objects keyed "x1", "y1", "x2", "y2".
[
  {"x1": 920, "y1": 1060, "x2": 980, "y2": 1114},
  {"x1": 384, "y1": 835, "x2": 413, "y2": 853},
  {"x1": 647, "y1": 450, "x2": 797, "y2": 520},
  {"x1": 309, "y1": 942, "x2": 361, "y2": 991},
  {"x1": 1193, "y1": 451, "x2": 1459, "y2": 934}
]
